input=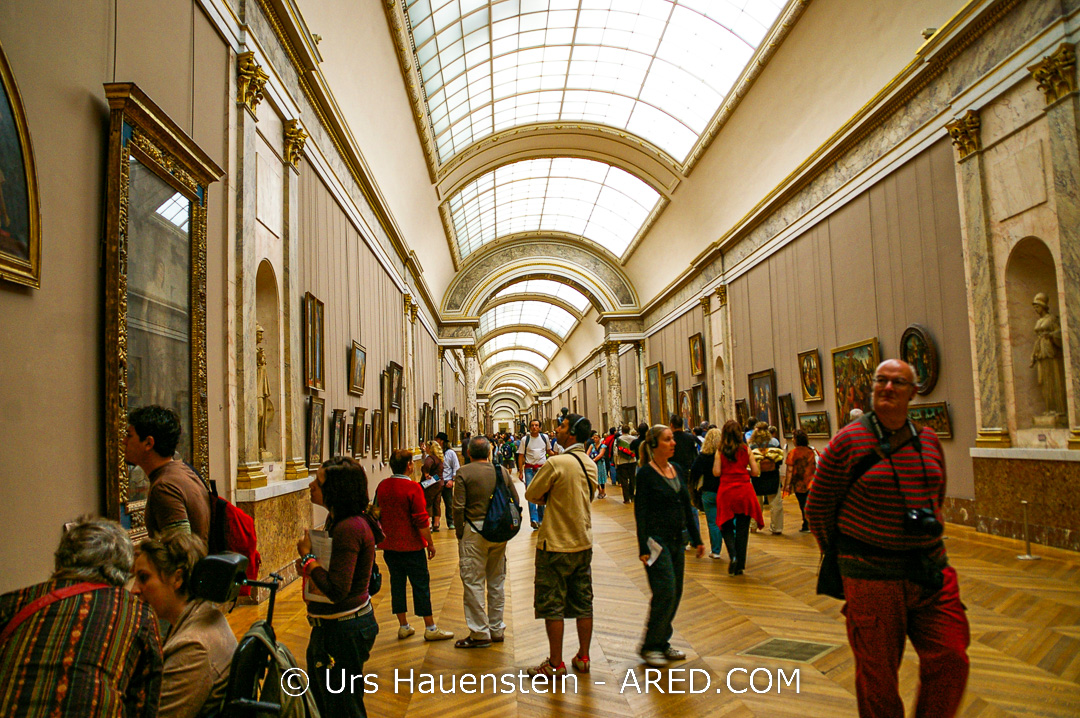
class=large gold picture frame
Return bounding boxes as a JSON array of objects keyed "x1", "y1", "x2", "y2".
[
  {"x1": 103, "y1": 83, "x2": 223, "y2": 537},
  {"x1": 0, "y1": 40, "x2": 41, "y2": 288}
]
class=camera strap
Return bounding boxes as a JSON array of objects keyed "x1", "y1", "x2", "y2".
[{"x1": 864, "y1": 412, "x2": 933, "y2": 512}]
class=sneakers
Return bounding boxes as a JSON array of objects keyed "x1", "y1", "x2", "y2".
[
  {"x1": 664, "y1": 647, "x2": 686, "y2": 660},
  {"x1": 424, "y1": 627, "x2": 454, "y2": 641},
  {"x1": 771, "y1": 530, "x2": 783, "y2": 535},
  {"x1": 528, "y1": 658, "x2": 567, "y2": 677},
  {"x1": 398, "y1": 625, "x2": 415, "y2": 639},
  {"x1": 641, "y1": 651, "x2": 667, "y2": 667},
  {"x1": 571, "y1": 654, "x2": 590, "y2": 673},
  {"x1": 708, "y1": 552, "x2": 722, "y2": 559}
]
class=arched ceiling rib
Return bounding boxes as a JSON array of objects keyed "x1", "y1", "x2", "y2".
[
  {"x1": 480, "y1": 293, "x2": 583, "y2": 322},
  {"x1": 478, "y1": 331, "x2": 559, "y2": 360},
  {"x1": 401, "y1": 0, "x2": 787, "y2": 166},
  {"x1": 480, "y1": 347, "x2": 549, "y2": 373},
  {"x1": 478, "y1": 361, "x2": 550, "y2": 392},
  {"x1": 478, "y1": 300, "x2": 577, "y2": 339},
  {"x1": 446, "y1": 157, "x2": 661, "y2": 260},
  {"x1": 494, "y1": 279, "x2": 590, "y2": 312}
]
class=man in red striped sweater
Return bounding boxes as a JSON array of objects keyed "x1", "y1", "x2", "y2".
[{"x1": 808, "y1": 359, "x2": 969, "y2": 717}]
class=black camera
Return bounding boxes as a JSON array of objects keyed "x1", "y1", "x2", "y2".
[{"x1": 903, "y1": 507, "x2": 943, "y2": 538}]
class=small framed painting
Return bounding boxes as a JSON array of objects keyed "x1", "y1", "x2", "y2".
[
  {"x1": 372, "y1": 410, "x2": 383, "y2": 458},
  {"x1": 389, "y1": 361, "x2": 403, "y2": 409},
  {"x1": 735, "y1": 399, "x2": 750, "y2": 428},
  {"x1": 363, "y1": 424, "x2": 372, "y2": 459},
  {"x1": 307, "y1": 396, "x2": 325, "y2": 468},
  {"x1": 692, "y1": 383, "x2": 708, "y2": 427},
  {"x1": 797, "y1": 349, "x2": 823, "y2": 402},
  {"x1": 390, "y1": 420, "x2": 399, "y2": 453},
  {"x1": 831, "y1": 337, "x2": 880, "y2": 421},
  {"x1": 900, "y1": 325, "x2": 939, "y2": 395},
  {"x1": 352, "y1": 408, "x2": 366, "y2": 458},
  {"x1": 345, "y1": 424, "x2": 354, "y2": 455},
  {"x1": 908, "y1": 401, "x2": 952, "y2": 439},
  {"x1": 0, "y1": 42, "x2": 41, "y2": 288},
  {"x1": 689, "y1": 333, "x2": 705, "y2": 376},
  {"x1": 748, "y1": 368, "x2": 778, "y2": 428},
  {"x1": 329, "y1": 408, "x2": 346, "y2": 457},
  {"x1": 679, "y1": 390, "x2": 694, "y2": 429},
  {"x1": 662, "y1": 371, "x2": 679, "y2": 425},
  {"x1": 797, "y1": 411, "x2": 831, "y2": 438},
  {"x1": 304, "y1": 293, "x2": 325, "y2": 391},
  {"x1": 646, "y1": 361, "x2": 664, "y2": 425},
  {"x1": 348, "y1": 341, "x2": 366, "y2": 396},
  {"x1": 779, "y1": 393, "x2": 796, "y2": 438},
  {"x1": 623, "y1": 406, "x2": 637, "y2": 428}
]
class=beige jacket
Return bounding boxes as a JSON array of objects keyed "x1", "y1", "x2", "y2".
[
  {"x1": 524, "y1": 445, "x2": 599, "y2": 552},
  {"x1": 160, "y1": 599, "x2": 237, "y2": 718}
]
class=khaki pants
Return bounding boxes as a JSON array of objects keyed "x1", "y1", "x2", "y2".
[
  {"x1": 756, "y1": 485, "x2": 784, "y2": 533},
  {"x1": 458, "y1": 523, "x2": 508, "y2": 639}
]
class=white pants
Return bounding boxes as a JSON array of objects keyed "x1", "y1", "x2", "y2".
[
  {"x1": 756, "y1": 484, "x2": 784, "y2": 533},
  {"x1": 458, "y1": 523, "x2": 508, "y2": 639}
]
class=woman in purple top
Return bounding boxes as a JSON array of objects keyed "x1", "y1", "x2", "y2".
[{"x1": 297, "y1": 457, "x2": 379, "y2": 717}]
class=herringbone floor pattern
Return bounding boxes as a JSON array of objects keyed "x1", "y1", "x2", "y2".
[{"x1": 228, "y1": 477, "x2": 1080, "y2": 716}]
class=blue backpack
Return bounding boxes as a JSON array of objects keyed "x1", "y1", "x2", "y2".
[{"x1": 468, "y1": 465, "x2": 522, "y2": 543}]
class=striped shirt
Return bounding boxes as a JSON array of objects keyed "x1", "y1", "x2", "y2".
[
  {"x1": 807, "y1": 418, "x2": 948, "y2": 579},
  {"x1": 0, "y1": 579, "x2": 163, "y2": 717}
]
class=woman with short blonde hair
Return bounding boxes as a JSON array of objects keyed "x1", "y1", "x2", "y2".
[{"x1": 690, "y1": 428, "x2": 725, "y2": 558}]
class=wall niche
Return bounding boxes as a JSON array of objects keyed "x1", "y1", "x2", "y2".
[{"x1": 256, "y1": 259, "x2": 283, "y2": 468}]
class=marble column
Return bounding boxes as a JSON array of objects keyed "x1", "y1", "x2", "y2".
[
  {"x1": 234, "y1": 53, "x2": 268, "y2": 489},
  {"x1": 716, "y1": 285, "x2": 735, "y2": 423},
  {"x1": 698, "y1": 295, "x2": 714, "y2": 425},
  {"x1": 635, "y1": 340, "x2": 648, "y2": 427},
  {"x1": 1030, "y1": 44, "x2": 1080, "y2": 449},
  {"x1": 282, "y1": 119, "x2": 307, "y2": 481},
  {"x1": 436, "y1": 347, "x2": 445, "y2": 435},
  {"x1": 947, "y1": 109, "x2": 1011, "y2": 447},
  {"x1": 404, "y1": 296, "x2": 418, "y2": 451},
  {"x1": 464, "y1": 346, "x2": 479, "y2": 435},
  {"x1": 603, "y1": 341, "x2": 623, "y2": 428}
]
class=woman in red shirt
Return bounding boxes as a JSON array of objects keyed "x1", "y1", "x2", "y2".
[{"x1": 712, "y1": 421, "x2": 763, "y2": 576}]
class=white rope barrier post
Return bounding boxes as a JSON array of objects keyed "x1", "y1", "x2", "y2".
[{"x1": 1016, "y1": 500, "x2": 1041, "y2": 561}]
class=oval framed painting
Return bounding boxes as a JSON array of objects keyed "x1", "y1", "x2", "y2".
[{"x1": 900, "y1": 324, "x2": 938, "y2": 394}]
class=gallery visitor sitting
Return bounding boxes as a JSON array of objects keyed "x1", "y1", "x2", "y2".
[
  {"x1": 0, "y1": 517, "x2": 163, "y2": 718},
  {"x1": 132, "y1": 530, "x2": 236, "y2": 718}
]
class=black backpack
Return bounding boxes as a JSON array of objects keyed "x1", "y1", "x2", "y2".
[{"x1": 468, "y1": 465, "x2": 522, "y2": 543}]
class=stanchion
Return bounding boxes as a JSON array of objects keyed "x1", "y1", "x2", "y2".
[{"x1": 1016, "y1": 500, "x2": 1041, "y2": 561}]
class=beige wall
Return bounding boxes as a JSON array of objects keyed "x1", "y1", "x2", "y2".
[
  {"x1": 0, "y1": 0, "x2": 229, "y2": 593},
  {"x1": 728, "y1": 139, "x2": 977, "y2": 498},
  {"x1": 647, "y1": 310, "x2": 707, "y2": 426},
  {"x1": 619, "y1": 347, "x2": 639, "y2": 426}
]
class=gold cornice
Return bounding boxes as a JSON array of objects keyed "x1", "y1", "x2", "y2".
[
  {"x1": 284, "y1": 119, "x2": 308, "y2": 168},
  {"x1": 237, "y1": 51, "x2": 269, "y2": 116},
  {"x1": 716, "y1": 284, "x2": 728, "y2": 307},
  {"x1": 640, "y1": 0, "x2": 1024, "y2": 319},
  {"x1": 946, "y1": 110, "x2": 981, "y2": 159},
  {"x1": 382, "y1": 0, "x2": 439, "y2": 183},
  {"x1": 252, "y1": 0, "x2": 441, "y2": 321},
  {"x1": 1029, "y1": 43, "x2": 1077, "y2": 105}
]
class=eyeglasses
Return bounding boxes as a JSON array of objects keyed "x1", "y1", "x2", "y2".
[{"x1": 873, "y1": 376, "x2": 914, "y2": 388}]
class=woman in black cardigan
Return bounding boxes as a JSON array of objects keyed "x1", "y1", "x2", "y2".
[{"x1": 634, "y1": 425, "x2": 705, "y2": 668}]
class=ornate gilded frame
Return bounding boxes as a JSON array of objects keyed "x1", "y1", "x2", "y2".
[
  {"x1": 900, "y1": 324, "x2": 939, "y2": 395},
  {"x1": 0, "y1": 40, "x2": 41, "y2": 288},
  {"x1": 103, "y1": 83, "x2": 222, "y2": 537}
]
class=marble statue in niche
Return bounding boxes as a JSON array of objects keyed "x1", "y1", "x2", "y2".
[
  {"x1": 1030, "y1": 292, "x2": 1066, "y2": 421},
  {"x1": 256, "y1": 322, "x2": 275, "y2": 460}
]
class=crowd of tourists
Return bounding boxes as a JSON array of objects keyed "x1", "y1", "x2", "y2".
[{"x1": 0, "y1": 359, "x2": 969, "y2": 718}]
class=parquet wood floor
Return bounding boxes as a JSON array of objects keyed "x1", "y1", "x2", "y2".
[{"x1": 227, "y1": 477, "x2": 1080, "y2": 717}]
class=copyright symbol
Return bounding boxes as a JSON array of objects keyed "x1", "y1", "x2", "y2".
[{"x1": 281, "y1": 667, "x2": 310, "y2": 697}]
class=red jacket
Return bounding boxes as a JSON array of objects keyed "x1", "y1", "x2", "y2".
[{"x1": 375, "y1": 476, "x2": 430, "y2": 552}]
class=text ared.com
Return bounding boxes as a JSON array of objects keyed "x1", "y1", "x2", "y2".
[{"x1": 280, "y1": 667, "x2": 800, "y2": 697}]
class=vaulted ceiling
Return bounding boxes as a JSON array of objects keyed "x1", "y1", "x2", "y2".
[{"x1": 387, "y1": 0, "x2": 792, "y2": 411}]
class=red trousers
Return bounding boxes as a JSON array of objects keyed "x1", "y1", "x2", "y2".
[{"x1": 842, "y1": 566, "x2": 970, "y2": 717}]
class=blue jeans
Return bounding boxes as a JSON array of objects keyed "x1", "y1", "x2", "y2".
[
  {"x1": 608, "y1": 461, "x2": 617, "y2": 486},
  {"x1": 308, "y1": 609, "x2": 379, "y2": 717},
  {"x1": 701, "y1": 491, "x2": 722, "y2": 555},
  {"x1": 523, "y1": 466, "x2": 545, "y2": 525}
]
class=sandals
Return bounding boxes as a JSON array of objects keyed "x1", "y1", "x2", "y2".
[{"x1": 454, "y1": 636, "x2": 492, "y2": 649}]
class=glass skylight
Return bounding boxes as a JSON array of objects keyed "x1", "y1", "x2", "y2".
[
  {"x1": 155, "y1": 192, "x2": 190, "y2": 233},
  {"x1": 491, "y1": 386, "x2": 527, "y2": 399},
  {"x1": 480, "y1": 348, "x2": 549, "y2": 372},
  {"x1": 404, "y1": 0, "x2": 786, "y2": 163},
  {"x1": 479, "y1": 331, "x2": 559, "y2": 360},
  {"x1": 478, "y1": 299, "x2": 577, "y2": 338},
  {"x1": 448, "y1": 157, "x2": 660, "y2": 258},
  {"x1": 495, "y1": 279, "x2": 590, "y2": 312}
]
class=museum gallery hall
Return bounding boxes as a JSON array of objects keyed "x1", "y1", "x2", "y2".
[{"x1": 1, "y1": 0, "x2": 1079, "y2": 715}]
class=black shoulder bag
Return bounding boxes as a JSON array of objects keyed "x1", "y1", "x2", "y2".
[{"x1": 816, "y1": 413, "x2": 918, "y2": 600}]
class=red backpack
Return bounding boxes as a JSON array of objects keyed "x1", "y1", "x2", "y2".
[{"x1": 208, "y1": 480, "x2": 262, "y2": 596}]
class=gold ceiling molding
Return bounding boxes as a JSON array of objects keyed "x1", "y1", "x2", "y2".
[
  {"x1": 383, "y1": 0, "x2": 439, "y2": 184},
  {"x1": 435, "y1": 122, "x2": 684, "y2": 201},
  {"x1": 641, "y1": 0, "x2": 1024, "y2": 319},
  {"x1": 252, "y1": 0, "x2": 440, "y2": 320}
]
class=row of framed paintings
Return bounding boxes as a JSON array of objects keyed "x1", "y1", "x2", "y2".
[
  {"x1": 735, "y1": 398, "x2": 953, "y2": 440},
  {"x1": 307, "y1": 399, "x2": 398, "y2": 465},
  {"x1": 644, "y1": 360, "x2": 709, "y2": 427}
]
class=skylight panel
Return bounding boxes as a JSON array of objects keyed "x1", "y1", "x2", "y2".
[
  {"x1": 481, "y1": 348, "x2": 550, "y2": 372},
  {"x1": 478, "y1": 331, "x2": 559, "y2": 359},
  {"x1": 478, "y1": 299, "x2": 577, "y2": 338},
  {"x1": 447, "y1": 157, "x2": 660, "y2": 259},
  {"x1": 495, "y1": 279, "x2": 591, "y2": 311},
  {"x1": 405, "y1": 0, "x2": 789, "y2": 164},
  {"x1": 155, "y1": 193, "x2": 190, "y2": 233}
]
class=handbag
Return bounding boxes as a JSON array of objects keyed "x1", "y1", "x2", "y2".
[
  {"x1": 816, "y1": 543, "x2": 844, "y2": 599},
  {"x1": 368, "y1": 558, "x2": 383, "y2": 596}
]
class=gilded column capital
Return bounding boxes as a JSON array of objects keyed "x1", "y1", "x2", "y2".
[
  {"x1": 700, "y1": 294, "x2": 711, "y2": 314},
  {"x1": 602, "y1": 340, "x2": 621, "y2": 355},
  {"x1": 1029, "y1": 43, "x2": 1077, "y2": 105},
  {"x1": 633, "y1": 339, "x2": 645, "y2": 354},
  {"x1": 715, "y1": 284, "x2": 728, "y2": 307},
  {"x1": 409, "y1": 304, "x2": 419, "y2": 323},
  {"x1": 946, "y1": 110, "x2": 981, "y2": 159},
  {"x1": 438, "y1": 346, "x2": 446, "y2": 361},
  {"x1": 284, "y1": 120, "x2": 308, "y2": 169},
  {"x1": 237, "y1": 52, "x2": 269, "y2": 115},
  {"x1": 463, "y1": 345, "x2": 478, "y2": 359}
]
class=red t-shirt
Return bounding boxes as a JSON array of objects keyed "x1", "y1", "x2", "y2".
[{"x1": 375, "y1": 476, "x2": 429, "y2": 552}]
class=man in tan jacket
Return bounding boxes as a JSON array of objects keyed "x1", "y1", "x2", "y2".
[{"x1": 524, "y1": 410, "x2": 598, "y2": 678}]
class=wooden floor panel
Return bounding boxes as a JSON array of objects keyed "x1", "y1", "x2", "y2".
[{"x1": 227, "y1": 478, "x2": 1080, "y2": 716}]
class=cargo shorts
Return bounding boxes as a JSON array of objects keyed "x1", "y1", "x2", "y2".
[{"x1": 534, "y1": 548, "x2": 593, "y2": 619}]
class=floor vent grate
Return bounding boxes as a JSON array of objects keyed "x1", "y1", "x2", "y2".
[{"x1": 737, "y1": 638, "x2": 839, "y2": 663}]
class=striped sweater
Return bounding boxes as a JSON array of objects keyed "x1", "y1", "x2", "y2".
[
  {"x1": 0, "y1": 579, "x2": 163, "y2": 717},
  {"x1": 807, "y1": 419, "x2": 948, "y2": 579}
]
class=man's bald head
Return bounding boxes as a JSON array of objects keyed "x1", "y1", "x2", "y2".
[
  {"x1": 872, "y1": 359, "x2": 917, "y2": 423},
  {"x1": 875, "y1": 359, "x2": 916, "y2": 384}
]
